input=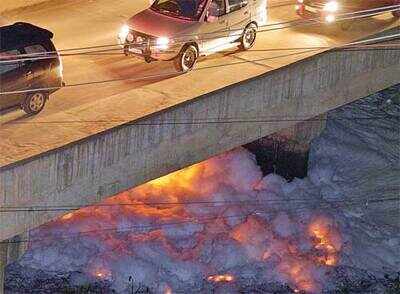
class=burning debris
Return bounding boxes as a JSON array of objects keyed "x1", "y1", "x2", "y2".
[
  {"x1": 12, "y1": 148, "x2": 344, "y2": 293},
  {"x1": 6, "y1": 86, "x2": 400, "y2": 293},
  {"x1": 207, "y1": 274, "x2": 234, "y2": 283}
]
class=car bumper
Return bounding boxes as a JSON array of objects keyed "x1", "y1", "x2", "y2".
[
  {"x1": 117, "y1": 36, "x2": 180, "y2": 61},
  {"x1": 295, "y1": 4, "x2": 337, "y2": 22}
]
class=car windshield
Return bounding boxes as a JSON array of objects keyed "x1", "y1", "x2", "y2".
[{"x1": 151, "y1": 0, "x2": 208, "y2": 20}]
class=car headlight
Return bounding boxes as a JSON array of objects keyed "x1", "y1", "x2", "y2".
[
  {"x1": 325, "y1": 14, "x2": 336, "y2": 23},
  {"x1": 323, "y1": 1, "x2": 338, "y2": 12},
  {"x1": 156, "y1": 37, "x2": 170, "y2": 50},
  {"x1": 119, "y1": 24, "x2": 130, "y2": 41}
]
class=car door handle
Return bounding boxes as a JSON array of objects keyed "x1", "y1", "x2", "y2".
[{"x1": 244, "y1": 11, "x2": 249, "y2": 15}]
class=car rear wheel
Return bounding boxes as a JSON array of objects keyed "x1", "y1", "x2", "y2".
[
  {"x1": 174, "y1": 44, "x2": 198, "y2": 73},
  {"x1": 22, "y1": 92, "x2": 47, "y2": 115},
  {"x1": 240, "y1": 23, "x2": 257, "y2": 50}
]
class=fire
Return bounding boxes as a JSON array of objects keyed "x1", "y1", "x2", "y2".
[
  {"x1": 136, "y1": 159, "x2": 218, "y2": 199},
  {"x1": 61, "y1": 213, "x2": 73, "y2": 220},
  {"x1": 38, "y1": 148, "x2": 344, "y2": 293},
  {"x1": 93, "y1": 268, "x2": 111, "y2": 279},
  {"x1": 164, "y1": 285, "x2": 172, "y2": 294},
  {"x1": 262, "y1": 250, "x2": 271, "y2": 260},
  {"x1": 308, "y1": 216, "x2": 342, "y2": 267},
  {"x1": 278, "y1": 259, "x2": 318, "y2": 293},
  {"x1": 207, "y1": 274, "x2": 234, "y2": 283}
]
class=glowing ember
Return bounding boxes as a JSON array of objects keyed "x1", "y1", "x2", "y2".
[
  {"x1": 308, "y1": 216, "x2": 342, "y2": 267},
  {"x1": 262, "y1": 250, "x2": 271, "y2": 260},
  {"x1": 61, "y1": 213, "x2": 73, "y2": 220},
  {"x1": 207, "y1": 274, "x2": 234, "y2": 283},
  {"x1": 164, "y1": 285, "x2": 172, "y2": 294},
  {"x1": 94, "y1": 270, "x2": 109, "y2": 279}
]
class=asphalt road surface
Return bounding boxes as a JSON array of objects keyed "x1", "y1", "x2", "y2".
[{"x1": 0, "y1": 0, "x2": 398, "y2": 166}]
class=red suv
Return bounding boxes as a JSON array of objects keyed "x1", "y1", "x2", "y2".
[{"x1": 296, "y1": 0, "x2": 400, "y2": 23}]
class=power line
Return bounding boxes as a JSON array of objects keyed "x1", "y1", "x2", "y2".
[
  {"x1": 1, "y1": 4, "x2": 399, "y2": 63},
  {"x1": 0, "y1": 196, "x2": 397, "y2": 245},
  {"x1": 2, "y1": 115, "x2": 397, "y2": 127},
  {"x1": 0, "y1": 199, "x2": 271, "y2": 212},
  {"x1": 1, "y1": 17, "x2": 302, "y2": 61},
  {"x1": 0, "y1": 33, "x2": 398, "y2": 96},
  {"x1": 1, "y1": 42, "x2": 399, "y2": 64},
  {"x1": 0, "y1": 193, "x2": 398, "y2": 213}
]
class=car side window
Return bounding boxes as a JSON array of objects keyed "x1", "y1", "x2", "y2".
[
  {"x1": 228, "y1": 0, "x2": 244, "y2": 13},
  {"x1": 0, "y1": 50, "x2": 21, "y2": 75},
  {"x1": 24, "y1": 44, "x2": 47, "y2": 55},
  {"x1": 207, "y1": 0, "x2": 226, "y2": 18}
]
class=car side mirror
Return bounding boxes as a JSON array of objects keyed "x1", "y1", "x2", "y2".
[{"x1": 205, "y1": 11, "x2": 218, "y2": 22}]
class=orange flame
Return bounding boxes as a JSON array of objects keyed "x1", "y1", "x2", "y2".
[
  {"x1": 207, "y1": 274, "x2": 235, "y2": 283},
  {"x1": 164, "y1": 285, "x2": 173, "y2": 294},
  {"x1": 308, "y1": 216, "x2": 342, "y2": 267},
  {"x1": 93, "y1": 267, "x2": 111, "y2": 280},
  {"x1": 61, "y1": 213, "x2": 73, "y2": 220}
]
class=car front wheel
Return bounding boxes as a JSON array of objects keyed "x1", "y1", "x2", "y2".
[
  {"x1": 174, "y1": 44, "x2": 198, "y2": 73},
  {"x1": 22, "y1": 92, "x2": 47, "y2": 115},
  {"x1": 240, "y1": 23, "x2": 257, "y2": 50}
]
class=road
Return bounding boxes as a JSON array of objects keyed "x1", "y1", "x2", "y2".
[{"x1": 0, "y1": 0, "x2": 398, "y2": 167}]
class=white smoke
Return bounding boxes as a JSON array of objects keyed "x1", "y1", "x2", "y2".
[{"x1": 15, "y1": 148, "x2": 340, "y2": 293}]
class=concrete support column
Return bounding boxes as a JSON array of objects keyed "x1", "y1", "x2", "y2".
[
  {"x1": 246, "y1": 114, "x2": 327, "y2": 179},
  {"x1": 257, "y1": 113, "x2": 327, "y2": 154}
]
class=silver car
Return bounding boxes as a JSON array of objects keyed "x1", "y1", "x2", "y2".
[{"x1": 118, "y1": 0, "x2": 267, "y2": 71}]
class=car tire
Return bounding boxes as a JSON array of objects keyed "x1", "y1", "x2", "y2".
[
  {"x1": 22, "y1": 92, "x2": 47, "y2": 115},
  {"x1": 174, "y1": 44, "x2": 198, "y2": 73},
  {"x1": 239, "y1": 23, "x2": 257, "y2": 50}
]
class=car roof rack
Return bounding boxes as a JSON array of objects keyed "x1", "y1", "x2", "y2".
[{"x1": 0, "y1": 22, "x2": 54, "y2": 51}]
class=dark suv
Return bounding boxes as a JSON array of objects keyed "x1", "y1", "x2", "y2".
[{"x1": 0, "y1": 22, "x2": 63, "y2": 115}]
